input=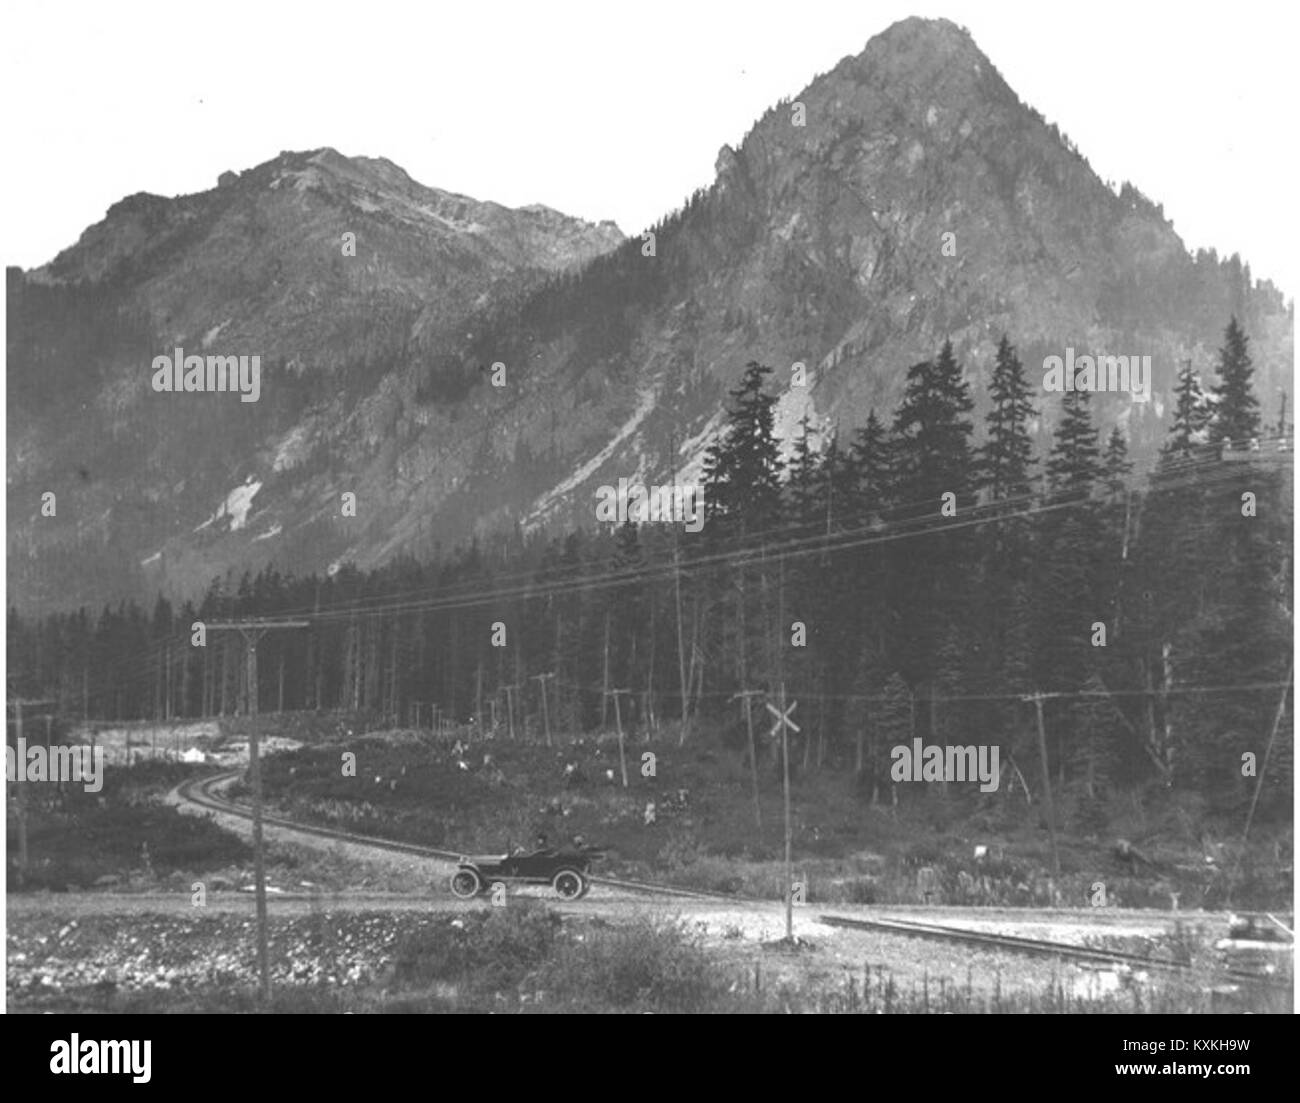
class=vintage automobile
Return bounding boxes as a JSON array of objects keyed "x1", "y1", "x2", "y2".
[{"x1": 449, "y1": 841, "x2": 604, "y2": 900}]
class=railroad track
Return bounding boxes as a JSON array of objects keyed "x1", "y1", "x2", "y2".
[
  {"x1": 817, "y1": 913, "x2": 1291, "y2": 990},
  {"x1": 177, "y1": 771, "x2": 731, "y2": 903},
  {"x1": 179, "y1": 771, "x2": 1292, "y2": 988}
]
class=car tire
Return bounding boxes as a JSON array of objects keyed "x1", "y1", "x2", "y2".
[
  {"x1": 450, "y1": 868, "x2": 482, "y2": 898},
  {"x1": 552, "y1": 869, "x2": 585, "y2": 900}
]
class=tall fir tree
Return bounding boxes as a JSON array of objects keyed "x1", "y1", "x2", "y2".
[
  {"x1": 1165, "y1": 361, "x2": 1214, "y2": 461},
  {"x1": 699, "y1": 361, "x2": 784, "y2": 697},
  {"x1": 701, "y1": 360, "x2": 783, "y2": 535},
  {"x1": 1045, "y1": 389, "x2": 1104, "y2": 497},
  {"x1": 1036, "y1": 390, "x2": 1109, "y2": 709},
  {"x1": 981, "y1": 334, "x2": 1037, "y2": 504},
  {"x1": 889, "y1": 340, "x2": 977, "y2": 711},
  {"x1": 892, "y1": 340, "x2": 977, "y2": 510},
  {"x1": 1210, "y1": 316, "x2": 1260, "y2": 446}
]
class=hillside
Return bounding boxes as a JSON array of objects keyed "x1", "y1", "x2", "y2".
[{"x1": 6, "y1": 17, "x2": 1292, "y2": 615}]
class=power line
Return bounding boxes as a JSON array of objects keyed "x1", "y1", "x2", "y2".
[{"x1": 18, "y1": 440, "x2": 1288, "y2": 702}]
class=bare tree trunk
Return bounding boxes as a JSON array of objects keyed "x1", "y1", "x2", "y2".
[
  {"x1": 674, "y1": 539, "x2": 690, "y2": 742},
  {"x1": 817, "y1": 672, "x2": 826, "y2": 770},
  {"x1": 933, "y1": 685, "x2": 946, "y2": 797},
  {"x1": 646, "y1": 599, "x2": 656, "y2": 740},
  {"x1": 314, "y1": 632, "x2": 324, "y2": 711},
  {"x1": 220, "y1": 637, "x2": 232, "y2": 716},
  {"x1": 180, "y1": 645, "x2": 189, "y2": 719},
  {"x1": 388, "y1": 627, "x2": 399, "y2": 723},
  {"x1": 350, "y1": 621, "x2": 361, "y2": 712},
  {"x1": 694, "y1": 642, "x2": 706, "y2": 719},
  {"x1": 367, "y1": 619, "x2": 381, "y2": 711},
  {"x1": 476, "y1": 661, "x2": 484, "y2": 736},
  {"x1": 601, "y1": 611, "x2": 611, "y2": 729},
  {"x1": 448, "y1": 614, "x2": 459, "y2": 720},
  {"x1": 514, "y1": 647, "x2": 524, "y2": 738}
]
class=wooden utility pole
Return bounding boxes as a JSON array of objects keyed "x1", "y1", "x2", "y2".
[
  {"x1": 667, "y1": 423, "x2": 691, "y2": 749},
  {"x1": 673, "y1": 541, "x2": 690, "y2": 746},
  {"x1": 8, "y1": 698, "x2": 57, "y2": 887},
  {"x1": 531, "y1": 673, "x2": 556, "y2": 747},
  {"x1": 1230, "y1": 662, "x2": 1292, "y2": 901},
  {"x1": 13, "y1": 700, "x2": 28, "y2": 884},
  {"x1": 503, "y1": 685, "x2": 518, "y2": 741},
  {"x1": 767, "y1": 686, "x2": 799, "y2": 943},
  {"x1": 1024, "y1": 692, "x2": 1061, "y2": 881},
  {"x1": 600, "y1": 612, "x2": 611, "y2": 729},
  {"x1": 475, "y1": 662, "x2": 484, "y2": 738},
  {"x1": 606, "y1": 688, "x2": 632, "y2": 787},
  {"x1": 731, "y1": 690, "x2": 765, "y2": 828},
  {"x1": 207, "y1": 619, "x2": 309, "y2": 1004}
]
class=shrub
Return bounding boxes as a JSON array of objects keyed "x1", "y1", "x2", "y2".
[
  {"x1": 389, "y1": 903, "x2": 560, "y2": 994},
  {"x1": 538, "y1": 916, "x2": 732, "y2": 1011}
]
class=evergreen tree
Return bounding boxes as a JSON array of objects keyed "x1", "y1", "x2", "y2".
[
  {"x1": 1210, "y1": 316, "x2": 1260, "y2": 446},
  {"x1": 872, "y1": 672, "x2": 914, "y2": 804},
  {"x1": 699, "y1": 361, "x2": 783, "y2": 696},
  {"x1": 1045, "y1": 390, "x2": 1103, "y2": 498},
  {"x1": 1102, "y1": 427, "x2": 1133, "y2": 500},
  {"x1": 607, "y1": 519, "x2": 646, "y2": 718},
  {"x1": 701, "y1": 361, "x2": 783, "y2": 535},
  {"x1": 981, "y1": 334, "x2": 1037, "y2": 503},
  {"x1": 1069, "y1": 672, "x2": 1122, "y2": 829},
  {"x1": 979, "y1": 337, "x2": 1039, "y2": 697},
  {"x1": 785, "y1": 414, "x2": 825, "y2": 534},
  {"x1": 1165, "y1": 361, "x2": 1214, "y2": 461},
  {"x1": 891, "y1": 341, "x2": 976, "y2": 509},
  {"x1": 1036, "y1": 390, "x2": 1109, "y2": 709},
  {"x1": 889, "y1": 340, "x2": 977, "y2": 719}
]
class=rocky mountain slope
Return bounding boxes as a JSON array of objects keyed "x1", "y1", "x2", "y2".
[
  {"x1": 7, "y1": 17, "x2": 1292, "y2": 614},
  {"x1": 7, "y1": 148, "x2": 622, "y2": 610}
]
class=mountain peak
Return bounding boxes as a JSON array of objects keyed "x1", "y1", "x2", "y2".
[
  {"x1": 8, "y1": 27, "x2": 1291, "y2": 616},
  {"x1": 825, "y1": 16, "x2": 1002, "y2": 111}
]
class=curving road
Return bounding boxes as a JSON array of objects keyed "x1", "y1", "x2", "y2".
[{"x1": 164, "y1": 769, "x2": 1285, "y2": 989}]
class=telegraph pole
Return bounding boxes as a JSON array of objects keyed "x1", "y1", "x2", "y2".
[
  {"x1": 13, "y1": 699, "x2": 28, "y2": 885},
  {"x1": 731, "y1": 690, "x2": 765, "y2": 828},
  {"x1": 7, "y1": 697, "x2": 56, "y2": 887},
  {"x1": 1230, "y1": 662, "x2": 1292, "y2": 903},
  {"x1": 531, "y1": 673, "x2": 556, "y2": 747},
  {"x1": 503, "y1": 684, "x2": 518, "y2": 741},
  {"x1": 605, "y1": 688, "x2": 632, "y2": 787},
  {"x1": 207, "y1": 619, "x2": 309, "y2": 1004},
  {"x1": 1023, "y1": 692, "x2": 1061, "y2": 881},
  {"x1": 767, "y1": 686, "x2": 799, "y2": 943}
]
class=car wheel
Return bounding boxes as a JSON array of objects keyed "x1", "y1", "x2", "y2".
[
  {"x1": 552, "y1": 869, "x2": 584, "y2": 900},
  {"x1": 450, "y1": 869, "x2": 482, "y2": 898}
]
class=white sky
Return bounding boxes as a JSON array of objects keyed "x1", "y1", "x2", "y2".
[{"x1": 1, "y1": 0, "x2": 1296, "y2": 296}]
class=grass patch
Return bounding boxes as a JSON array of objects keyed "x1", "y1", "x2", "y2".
[
  {"x1": 536, "y1": 915, "x2": 734, "y2": 1011},
  {"x1": 8, "y1": 762, "x2": 248, "y2": 892}
]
